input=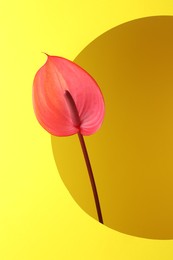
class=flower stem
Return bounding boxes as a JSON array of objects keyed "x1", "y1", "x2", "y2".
[
  {"x1": 78, "y1": 133, "x2": 103, "y2": 224},
  {"x1": 64, "y1": 90, "x2": 103, "y2": 223}
]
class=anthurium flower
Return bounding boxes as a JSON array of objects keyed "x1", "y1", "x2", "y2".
[
  {"x1": 32, "y1": 54, "x2": 105, "y2": 224},
  {"x1": 32, "y1": 54, "x2": 105, "y2": 136}
]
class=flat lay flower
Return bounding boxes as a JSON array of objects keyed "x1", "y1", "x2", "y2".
[
  {"x1": 33, "y1": 55, "x2": 104, "y2": 137},
  {"x1": 32, "y1": 54, "x2": 105, "y2": 223}
]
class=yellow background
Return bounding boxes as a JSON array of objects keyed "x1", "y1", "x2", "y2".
[{"x1": 1, "y1": 0, "x2": 173, "y2": 259}]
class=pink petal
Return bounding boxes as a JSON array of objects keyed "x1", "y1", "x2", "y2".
[{"x1": 32, "y1": 55, "x2": 105, "y2": 136}]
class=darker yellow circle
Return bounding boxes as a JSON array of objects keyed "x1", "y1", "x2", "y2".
[{"x1": 52, "y1": 16, "x2": 173, "y2": 239}]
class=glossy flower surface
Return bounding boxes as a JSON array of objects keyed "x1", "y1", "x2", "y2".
[{"x1": 32, "y1": 55, "x2": 105, "y2": 136}]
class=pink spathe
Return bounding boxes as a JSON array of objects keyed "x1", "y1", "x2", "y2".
[{"x1": 32, "y1": 55, "x2": 105, "y2": 136}]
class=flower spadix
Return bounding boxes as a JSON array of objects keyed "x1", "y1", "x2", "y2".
[{"x1": 32, "y1": 55, "x2": 105, "y2": 136}]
